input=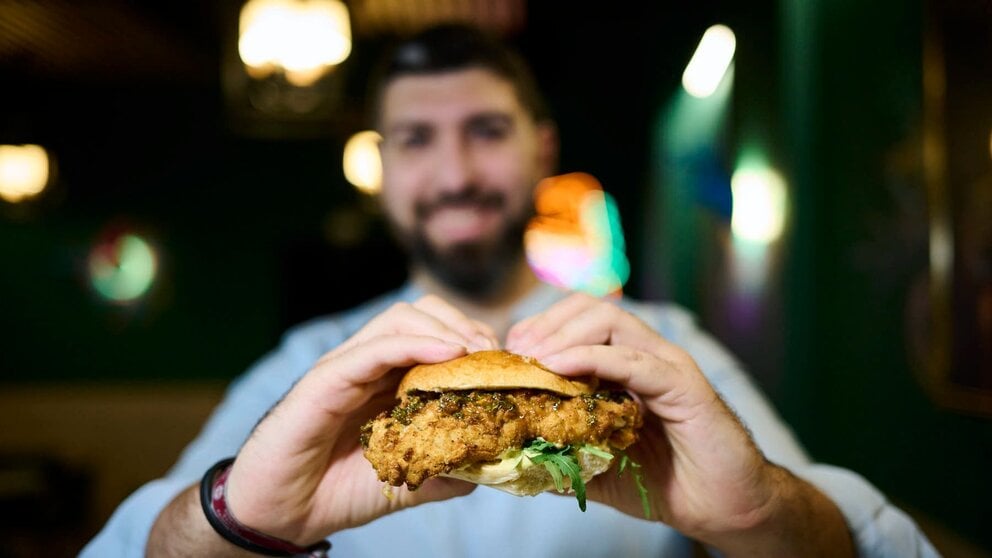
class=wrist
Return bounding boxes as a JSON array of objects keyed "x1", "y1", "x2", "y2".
[
  {"x1": 201, "y1": 457, "x2": 331, "y2": 557},
  {"x1": 685, "y1": 461, "x2": 783, "y2": 554},
  {"x1": 700, "y1": 463, "x2": 789, "y2": 555},
  {"x1": 701, "y1": 464, "x2": 855, "y2": 558}
]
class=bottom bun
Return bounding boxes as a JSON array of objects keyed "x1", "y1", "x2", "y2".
[{"x1": 442, "y1": 448, "x2": 613, "y2": 497}]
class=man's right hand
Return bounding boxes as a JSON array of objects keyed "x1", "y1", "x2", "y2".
[{"x1": 149, "y1": 295, "x2": 497, "y2": 554}]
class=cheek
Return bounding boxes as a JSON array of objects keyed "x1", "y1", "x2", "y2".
[
  {"x1": 380, "y1": 155, "x2": 428, "y2": 226},
  {"x1": 480, "y1": 147, "x2": 539, "y2": 206},
  {"x1": 380, "y1": 182, "x2": 416, "y2": 230}
]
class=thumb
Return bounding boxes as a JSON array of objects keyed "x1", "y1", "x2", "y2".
[{"x1": 395, "y1": 477, "x2": 477, "y2": 508}]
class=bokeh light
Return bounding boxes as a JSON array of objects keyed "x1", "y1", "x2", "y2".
[
  {"x1": 88, "y1": 231, "x2": 158, "y2": 303},
  {"x1": 730, "y1": 165, "x2": 787, "y2": 244},
  {"x1": 682, "y1": 24, "x2": 736, "y2": 99},
  {"x1": 0, "y1": 144, "x2": 50, "y2": 203},
  {"x1": 343, "y1": 130, "x2": 383, "y2": 195},
  {"x1": 526, "y1": 173, "x2": 630, "y2": 296},
  {"x1": 239, "y1": 0, "x2": 352, "y2": 86}
]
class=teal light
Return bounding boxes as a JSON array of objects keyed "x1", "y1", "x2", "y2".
[
  {"x1": 579, "y1": 191, "x2": 630, "y2": 296},
  {"x1": 525, "y1": 173, "x2": 630, "y2": 297},
  {"x1": 647, "y1": 65, "x2": 733, "y2": 308},
  {"x1": 89, "y1": 233, "x2": 158, "y2": 303}
]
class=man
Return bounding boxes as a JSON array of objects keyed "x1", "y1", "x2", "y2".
[{"x1": 83, "y1": 24, "x2": 936, "y2": 557}]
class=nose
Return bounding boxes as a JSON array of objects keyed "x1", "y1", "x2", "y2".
[{"x1": 433, "y1": 132, "x2": 476, "y2": 193}]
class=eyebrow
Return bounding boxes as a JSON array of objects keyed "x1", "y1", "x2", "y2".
[
  {"x1": 465, "y1": 111, "x2": 514, "y2": 128},
  {"x1": 385, "y1": 110, "x2": 516, "y2": 137}
]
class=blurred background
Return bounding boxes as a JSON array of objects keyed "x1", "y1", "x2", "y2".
[{"x1": 1, "y1": 0, "x2": 990, "y2": 556}]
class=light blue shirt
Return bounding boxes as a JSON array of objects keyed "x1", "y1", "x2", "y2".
[{"x1": 82, "y1": 282, "x2": 938, "y2": 557}]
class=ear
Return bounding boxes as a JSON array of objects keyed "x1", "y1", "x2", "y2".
[{"x1": 534, "y1": 121, "x2": 559, "y2": 178}]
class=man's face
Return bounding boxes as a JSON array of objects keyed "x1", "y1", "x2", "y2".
[{"x1": 378, "y1": 68, "x2": 555, "y2": 296}]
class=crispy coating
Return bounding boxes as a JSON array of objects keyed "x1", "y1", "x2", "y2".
[{"x1": 361, "y1": 390, "x2": 641, "y2": 490}]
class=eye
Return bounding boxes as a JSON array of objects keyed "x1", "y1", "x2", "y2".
[
  {"x1": 391, "y1": 127, "x2": 432, "y2": 150},
  {"x1": 469, "y1": 119, "x2": 511, "y2": 141}
]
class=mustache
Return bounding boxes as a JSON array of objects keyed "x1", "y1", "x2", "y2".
[{"x1": 414, "y1": 188, "x2": 505, "y2": 219}]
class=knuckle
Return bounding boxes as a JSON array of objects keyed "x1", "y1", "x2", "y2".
[
  {"x1": 414, "y1": 294, "x2": 442, "y2": 307},
  {"x1": 600, "y1": 300, "x2": 622, "y2": 317},
  {"x1": 389, "y1": 301, "x2": 413, "y2": 313},
  {"x1": 571, "y1": 292, "x2": 596, "y2": 305}
]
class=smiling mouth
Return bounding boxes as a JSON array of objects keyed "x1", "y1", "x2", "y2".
[
  {"x1": 424, "y1": 205, "x2": 502, "y2": 242},
  {"x1": 415, "y1": 188, "x2": 505, "y2": 220}
]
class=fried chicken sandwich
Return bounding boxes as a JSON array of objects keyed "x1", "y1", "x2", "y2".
[{"x1": 361, "y1": 350, "x2": 643, "y2": 511}]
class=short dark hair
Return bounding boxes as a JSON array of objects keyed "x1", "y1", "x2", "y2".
[{"x1": 369, "y1": 23, "x2": 551, "y2": 127}]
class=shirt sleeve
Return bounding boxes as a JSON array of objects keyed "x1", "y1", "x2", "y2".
[
  {"x1": 630, "y1": 301, "x2": 939, "y2": 558},
  {"x1": 79, "y1": 321, "x2": 345, "y2": 557}
]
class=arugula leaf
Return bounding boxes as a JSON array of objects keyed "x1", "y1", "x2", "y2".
[
  {"x1": 579, "y1": 444, "x2": 614, "y2": 460},
  {"x1": 523, "y1": 438, "x2": 588, "y2": 511},
  {"x1": 616, "y1": 451, "x2": 651, "y2": 519},
  {"x1": 521, "y1": 440, "x2": 650, "y2": 516}
]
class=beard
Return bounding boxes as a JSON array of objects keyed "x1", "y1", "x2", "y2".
[{"x1": 395, "y1": 187, "x2": 533, "y2": 300}]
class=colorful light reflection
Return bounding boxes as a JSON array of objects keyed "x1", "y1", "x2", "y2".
[
  {"x1": 88, "y1": 231, "x2": 158, "y2": 303},
  {"x1": 526, "y1": 173, "x2": 630, "y2": 296}
]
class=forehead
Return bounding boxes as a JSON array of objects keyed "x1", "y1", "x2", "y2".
[{"x1": 379, "y1": 68, "x2": 526, "y2": 128}]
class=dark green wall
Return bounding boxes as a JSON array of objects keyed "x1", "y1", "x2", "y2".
[
  {"x1": 648, "y1": 0, "x2": 990, "y2": 550},
  {"x1": 780, "y1": 0, "x2": 991, "y2": 550}
]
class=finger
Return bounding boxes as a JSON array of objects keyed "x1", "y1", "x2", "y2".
[
  {"x1": 505, "y1": 292, "x2": 600, "y2": 352},
  {"x1": 393, "y1": 477, "x2": 477, "y2": 509},
  {"x1": 302, "y1": 335, "x2": 467, "y2": 417},
  {"x1": 470, "y1": 319, "x2": 499, "y2": 349},
  {"x1": 545, "y1": 345, "x2": 720, "y2": 427},
  {"x1": 522, "y1": 302, "x2": 688, "y2": 366},
  {"x1": 250, "y1": 336, "x2": 466, "y2": 471},
  {"x1": 517, "y1": 302, "x2": 620, "y2": 360},
  {"x1": 413, "y1": 295, "x2": 498, "y2": 350},
  {"x1": 540, "y1": 345, "x2": 704, "y2": 412},
  {"x1": 322, "y1": 302, "x2": 477, "y2": 362}
]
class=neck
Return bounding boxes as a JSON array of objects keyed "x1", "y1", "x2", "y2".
[{"x1": 411, "y1": 257, "x2": 541, "y2": 341}]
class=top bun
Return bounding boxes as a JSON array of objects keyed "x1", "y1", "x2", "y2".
[{"x1": 398, "y1": 350, "x2": 597, "y2": 398}]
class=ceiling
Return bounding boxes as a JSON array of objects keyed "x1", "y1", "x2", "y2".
[
  {"x1": 0, "y1": 0, "x2": 529, "y2": 84},
  {"x1": 0, "y1": 0, "x2": 720, "y2": 237},
  {"x1": 0, "y1": 0, "x2": 718, "y2": 144}
]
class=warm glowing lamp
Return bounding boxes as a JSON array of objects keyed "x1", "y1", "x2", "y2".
[
  {"x1": 239, "y1": 0, "x2": 352, "y2": 86},
  {"x1": 343, "y1": 130, "x2": 382, "y2": 195},
  {"x1": 682, "y1": 24, "x2": 736, "y2": 98},
  {"x1": 0, "y1": 144, "x2": 49, "y2": 203}
]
